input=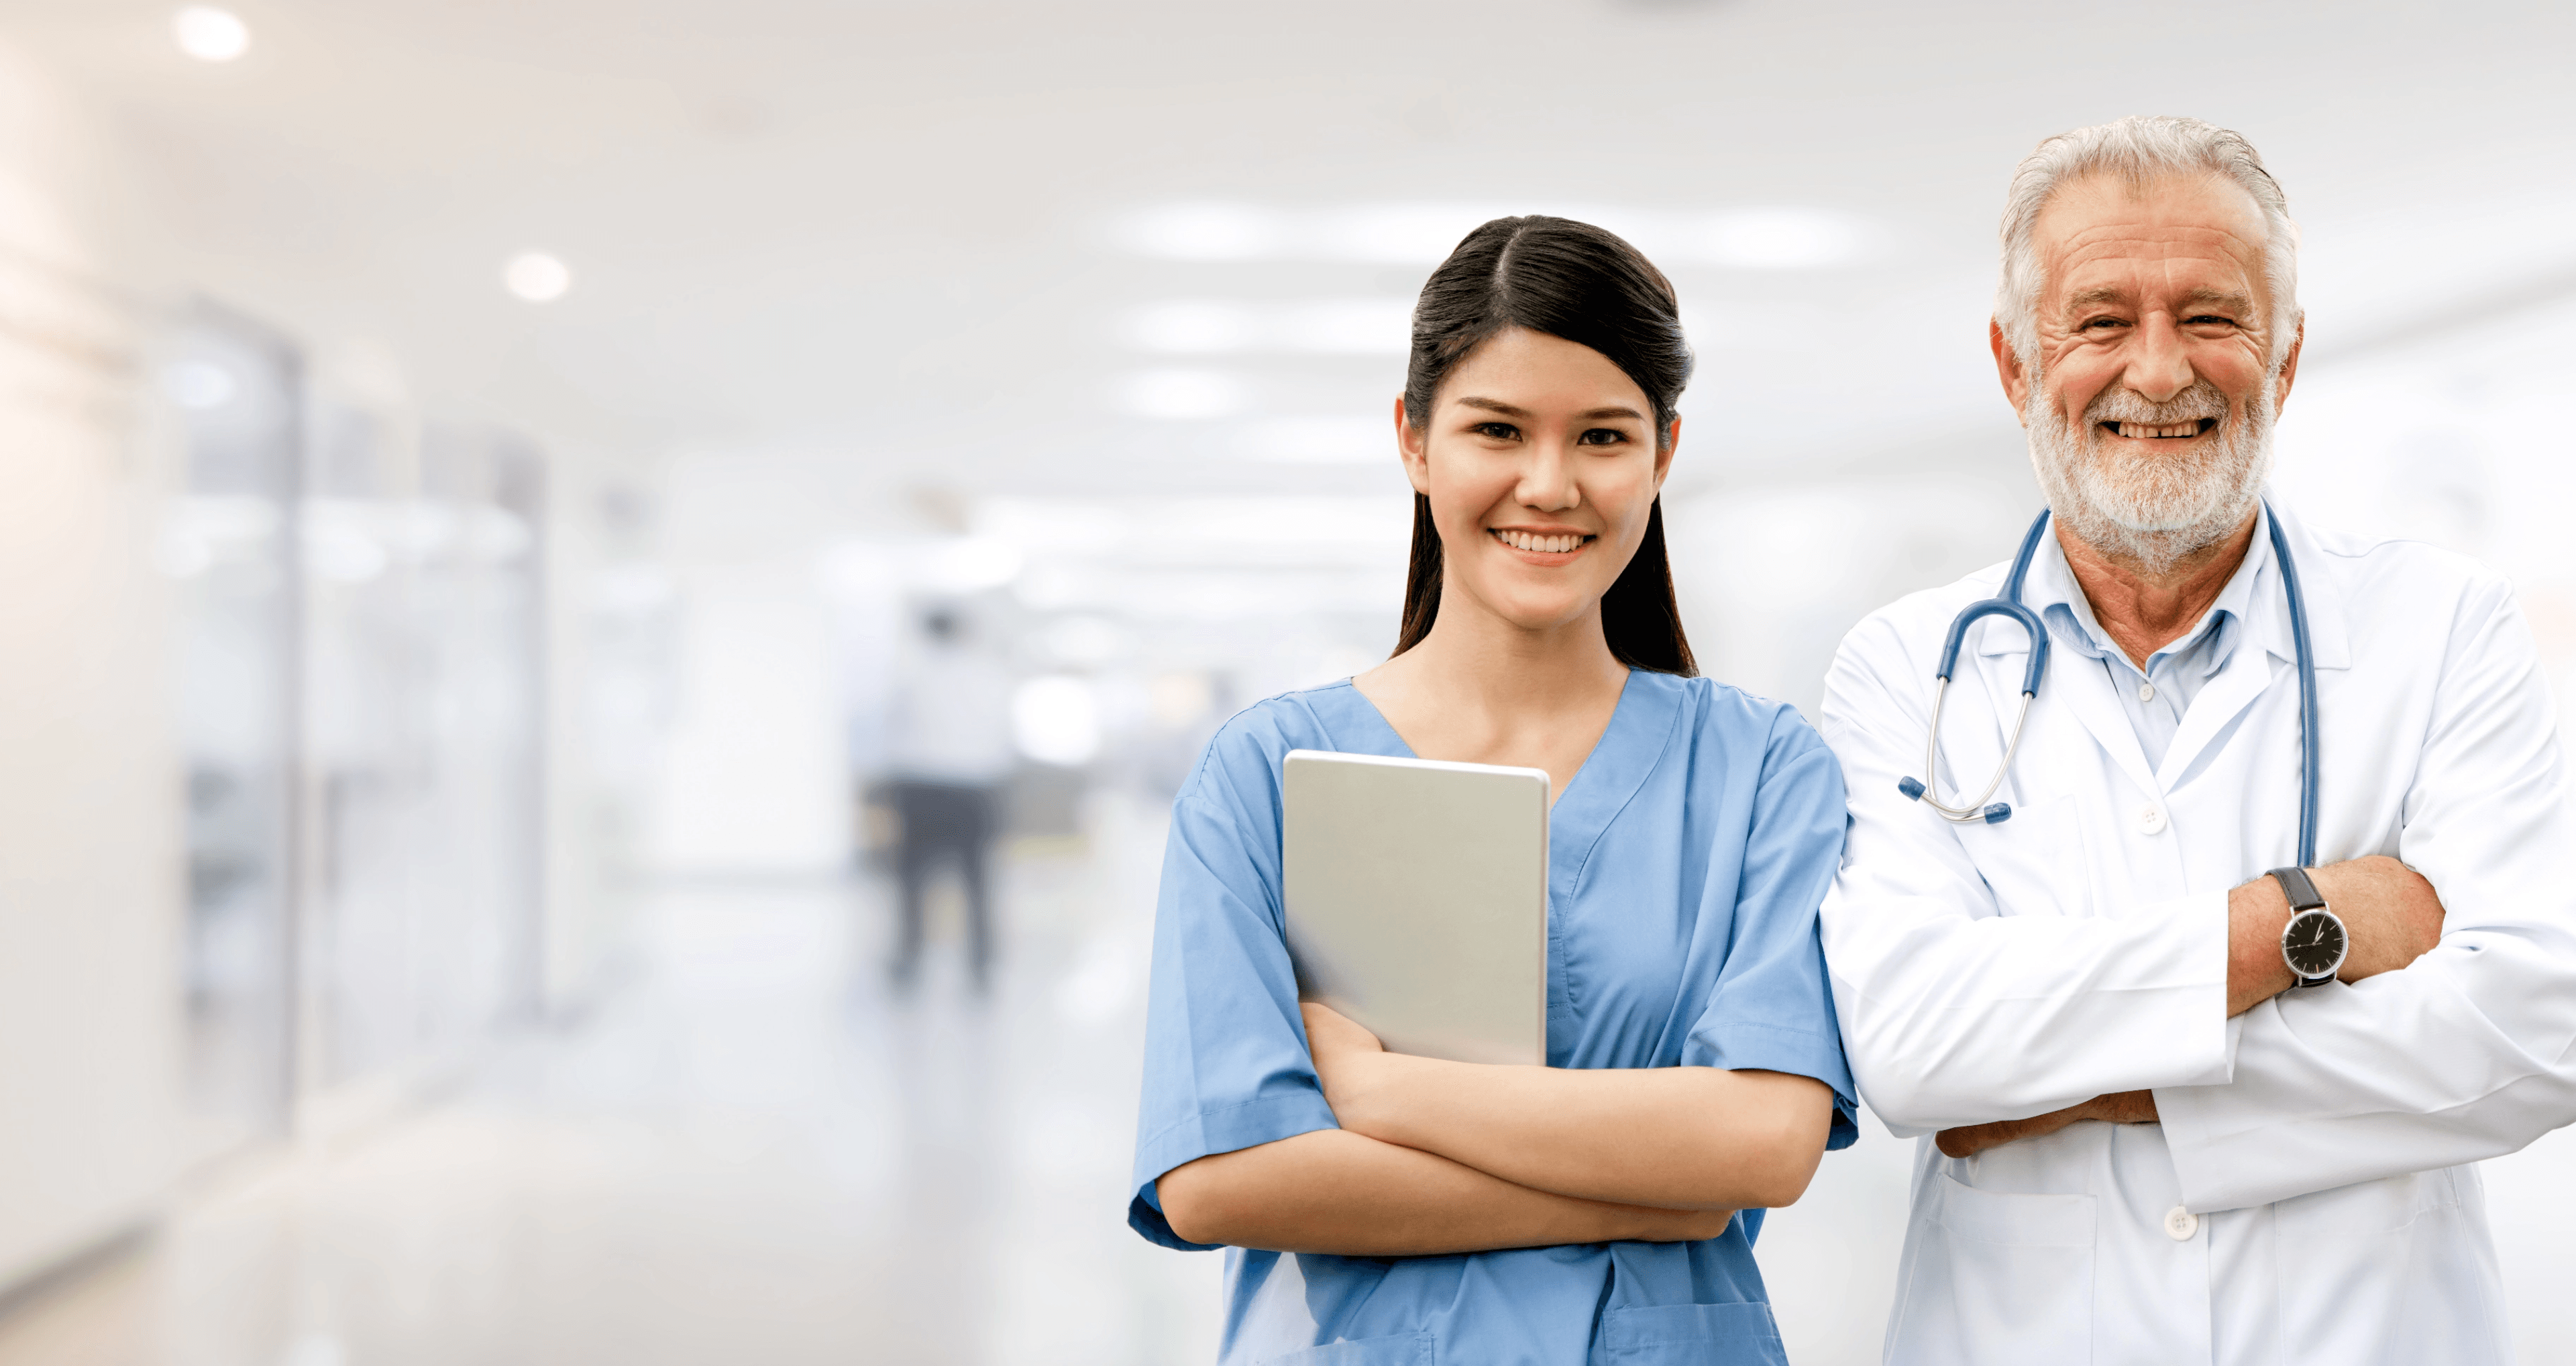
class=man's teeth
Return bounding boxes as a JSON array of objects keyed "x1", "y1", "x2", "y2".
[
  {"x1": 1497, "y1": 530, "x2": 1584, "y2": 554},
  {"x1": 2114, "y1": 420, "x2": 2206, "y2": 439}
]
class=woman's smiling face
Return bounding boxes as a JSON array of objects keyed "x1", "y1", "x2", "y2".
[{"x1": 1399, "y1": 326, "x2": 1678, "y2": 637}]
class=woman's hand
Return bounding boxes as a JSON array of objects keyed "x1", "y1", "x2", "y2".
[{"x1": 1301, "y1": 1002, "x2": 1401, "y2": 1131}]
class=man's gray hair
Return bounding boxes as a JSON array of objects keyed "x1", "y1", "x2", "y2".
[{"x1": 1996, "y1": 115, "x2": 2301, "y2": 370}]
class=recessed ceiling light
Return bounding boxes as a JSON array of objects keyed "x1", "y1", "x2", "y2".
[
  {"x1": 503, "y1": 252, "x2": 572, "y2": 303},
  {"x1": 171, "y1": 7, "x2": 250, "y2": 62}
]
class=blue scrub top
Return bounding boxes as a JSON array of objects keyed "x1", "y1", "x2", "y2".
[{"x1": 1129, "y1": 670, "x2": 1858, "y2": 1366}]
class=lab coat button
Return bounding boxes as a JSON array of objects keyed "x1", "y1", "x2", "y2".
[
  {"x1": 2164, "y1": 1205, "x2": 2199, "y2": 1240},
  {"x1": 2138, "y1": 804, "x2": 2167, "y2": 835}
]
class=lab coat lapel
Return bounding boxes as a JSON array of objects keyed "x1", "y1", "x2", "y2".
[
  {"x1": 2155, "y1": 643, "x2": 2280, "y2": 792},
  {"x1": 2155, "y1": 503, "x2": 2354, "y2": 790},
  {"x1": 2043, "y1": 653, "x2": 2164, "y2": 800}
]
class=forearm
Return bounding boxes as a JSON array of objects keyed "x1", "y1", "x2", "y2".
[
  {"x1": 2225, "y1": 876, "x2": 2296, "y2": 1015},
  {"x1": 2226, "y1": 856, "x2": 2445, "y2": 1016},
  {"x1": 1332, "y1": 1060, "x2": 1831, "y2": 1211},
  {"x1": 1156, "y1": 1128, "x2": 1732, "y2": 1256}
]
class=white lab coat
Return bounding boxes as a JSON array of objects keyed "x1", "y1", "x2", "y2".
[{"x1": 1818, "y1": 503, "x2": 2576, "y2": 1365}]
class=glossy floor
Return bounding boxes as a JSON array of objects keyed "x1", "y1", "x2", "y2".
[{"x1": 3, "y1": 794, "x2": 2573, "y2": 1363}]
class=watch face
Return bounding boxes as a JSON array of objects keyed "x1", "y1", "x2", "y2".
[{"x1": 2284, "y1": 910, "x2": 2347, "y2": 978}]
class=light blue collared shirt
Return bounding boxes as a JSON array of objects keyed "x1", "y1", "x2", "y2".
[{"x1": 2025, "y1": 508, "x2": 2275, "y2": 772}]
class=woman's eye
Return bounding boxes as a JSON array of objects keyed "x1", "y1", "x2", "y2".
[
  {"x1": 1576, "y1": 428, "x2": 1627, "y2": 446},
  {"x1": 1472, "y1": 422, "x2": 1519, "y2": 441}
]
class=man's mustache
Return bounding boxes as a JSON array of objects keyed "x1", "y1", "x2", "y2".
[{"x1": 2084, "y1": 381, "x2": 2229, "y2": 428}]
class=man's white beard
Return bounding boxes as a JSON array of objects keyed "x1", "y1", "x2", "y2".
[{"x1": 2026, "y1": 373, "x2": 2275, "y2": 576}]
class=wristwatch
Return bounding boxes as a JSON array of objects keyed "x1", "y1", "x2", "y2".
[{"x1": 2269, "y1": 865, "x2": 2347, "y2": 988}]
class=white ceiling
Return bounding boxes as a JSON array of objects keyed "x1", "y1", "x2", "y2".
[{"x1": 3, "y1": 0, "x2": 2571, "y2": 505}]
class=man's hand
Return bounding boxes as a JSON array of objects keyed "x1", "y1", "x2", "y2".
[
  {"x1": 1935, "y1": 1090, "x2": 2159, "y2": 1159},
  {"x1": 2228, "y1": 855, "x2": 2445, "y2": 1014}
]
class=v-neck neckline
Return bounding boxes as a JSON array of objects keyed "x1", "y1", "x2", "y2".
[
  {"x1": 1332, "y1": 670, "x2": 1638, "y2": 812},
  {"x1": 1314, "y1": 672, "x2": 1690, "y2": 899}
]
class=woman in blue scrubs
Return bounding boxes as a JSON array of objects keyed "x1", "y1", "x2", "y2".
[{"x1": 1129, "y1": 215, "x2": 1856, "y2": 1365}]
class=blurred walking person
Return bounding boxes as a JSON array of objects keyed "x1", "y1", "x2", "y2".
[{"x1": 883, "y1": 606, "x2": 1015, "y2": 990}]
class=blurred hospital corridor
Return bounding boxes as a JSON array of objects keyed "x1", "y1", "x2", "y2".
[{"x1": 0, "y1": 803, "x2": 1218, "y2": 1365}]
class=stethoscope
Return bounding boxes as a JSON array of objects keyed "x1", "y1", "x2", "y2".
[{"x1": 1898, "y1": 501, "x2": 2320, "y2": 868}]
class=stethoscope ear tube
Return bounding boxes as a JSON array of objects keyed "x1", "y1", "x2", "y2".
[
  {"x1": 1903, "y1": 510, "x2": 2057, "y2": 826},
  {"x1": 1901, "y1": 501, "x2": 2320, "y2": 857},
  {"x1": 1935, "y1": 598, "x2": 2052, "y2": 697},
  {"x1": 1903, "y1": 677, "x2": 2034, "y2": 824},
  {"x1": 2267, "y1": 509, "x2": 2320, "y2": 869}
]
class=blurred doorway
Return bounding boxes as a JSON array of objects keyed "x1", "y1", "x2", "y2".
[{"x1": 163, "y1": 305, "x2": 304, "y2": 1153}]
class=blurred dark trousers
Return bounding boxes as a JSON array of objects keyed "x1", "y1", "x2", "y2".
[{"x1": 891, "y1": 779, "x2": 998, "y2": 986}]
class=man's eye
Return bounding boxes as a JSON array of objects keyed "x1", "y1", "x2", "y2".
[
  {"x1": 1577, "y1": 428, "x2": 1627, "y2": 446},
  {"x1": 2185, "y1": 315, "x2": 2237, "y2": 327},
  {"x1": 1473, "y1": 422, "x2": 1519, "y2": 441},
  {"x1": 2082, "y1": 317, "x2": 2126, "y2": 331}
]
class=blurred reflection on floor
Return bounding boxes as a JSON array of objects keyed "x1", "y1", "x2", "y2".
[{"x1": 0, "y1": 793, "x2": 1217, "y2": 1366}]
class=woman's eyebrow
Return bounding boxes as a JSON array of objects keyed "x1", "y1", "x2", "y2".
[{"x1": 1453, "y1": 397, "x2": 1645, "y2": 421}]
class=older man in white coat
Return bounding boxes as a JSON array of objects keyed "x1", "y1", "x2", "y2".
[{"x1": 1819, "y1": 114, "x2": 2576, "y2": 1364}]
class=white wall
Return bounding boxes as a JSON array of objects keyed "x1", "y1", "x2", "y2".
[{"x1": 0, "y1": 40, "x2": 184, "y2": 1289}]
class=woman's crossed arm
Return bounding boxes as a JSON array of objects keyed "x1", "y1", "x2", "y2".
[{"x1": 1155, "y1": 1004, "x2": 1834, "y2": 1255}]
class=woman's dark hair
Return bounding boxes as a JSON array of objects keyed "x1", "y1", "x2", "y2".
[{"x1": 1393, "y1": 215, "x2": 1697, "y2": 675}]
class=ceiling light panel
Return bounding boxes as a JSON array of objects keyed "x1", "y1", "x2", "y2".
[
  {"x1": 1124, "y1": 300, "x2": 1257, "y2": 354},
  {"x1": 1122, "y1": 299, "x2": 1410, "y2": 356},
  {"x1": 1113, "y1": 202, "x2": 1886, "y2": 270},
  {"x1": 1113, "y1": 368, "x2": 1246, "y2": 420},
  {"x1": 1237, "y1": 416, "x2": 1391, "y2": 464}
]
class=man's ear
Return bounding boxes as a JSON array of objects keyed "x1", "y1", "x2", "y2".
[
  {"x1": 1395, "y1": 395, "x2": 1431, "y2": 494},
  {"x1": 2272, "y1": 319, "x2": 2304, "y2": 413},
  {"x1": 1991, "y1": 318, "x2": 2032, "y2": 425}
]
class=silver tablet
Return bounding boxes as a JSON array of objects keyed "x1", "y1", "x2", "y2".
[{"x1": 1281, "y1": 749, "x2": 1550, "y2": 1067}]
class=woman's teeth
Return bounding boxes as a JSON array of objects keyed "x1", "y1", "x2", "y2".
[{"x1": 1495, "y1": 529, "x2": 1585, "y2": 554}]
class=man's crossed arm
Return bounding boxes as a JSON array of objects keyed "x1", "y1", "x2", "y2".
[{"x1": 1936, "y1": 855, "x2": 2446, "y2": 1159}]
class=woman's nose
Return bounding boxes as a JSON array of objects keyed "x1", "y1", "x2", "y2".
[{"x1": 1515, "y1": 441, "x2": 1582, "y2": 511}]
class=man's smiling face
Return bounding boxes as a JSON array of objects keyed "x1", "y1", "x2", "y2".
[{"x1": 1998, "y1": 170, "x2": 2302, "y2": 570}]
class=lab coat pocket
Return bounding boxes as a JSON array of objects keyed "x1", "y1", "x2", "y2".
[
  {"x1": 2275, "y1": 1169, "x2": 2496, "y2": 1364},
  {"x1": 1597, "y1": 1301, "x2": 1786, "y2": 1365},
  {"x1": 1263, "y1": 1330, "x2": 1432, "y2": 1366},
  {"x1": 1891, "y1": 1175, "x2": 2093, "y2": 1365}
]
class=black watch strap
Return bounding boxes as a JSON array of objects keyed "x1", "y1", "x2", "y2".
[{"x1": 2267, "y1": 865, "x2": 2326, "y2": 912}]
